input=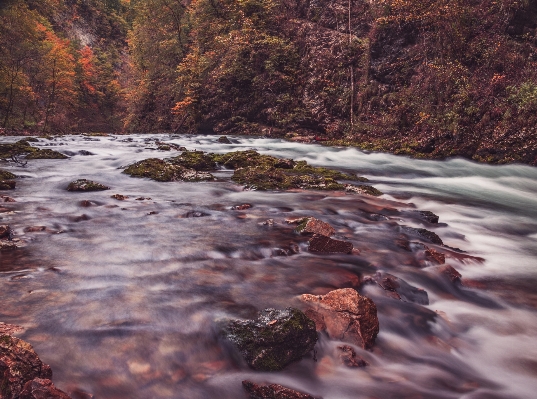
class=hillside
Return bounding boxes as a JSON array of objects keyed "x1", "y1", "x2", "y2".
[{"x1": 1, "y1": 0, "x2": 537, "y2": 164}]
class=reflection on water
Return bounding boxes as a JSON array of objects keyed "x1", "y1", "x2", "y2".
[{"x1": 1, "y1": 134, "x2": 536, "y2": 398}]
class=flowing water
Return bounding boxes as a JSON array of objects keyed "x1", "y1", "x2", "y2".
[{"x1": 1, "y1": 134, "x2": 536, "y2": 399}]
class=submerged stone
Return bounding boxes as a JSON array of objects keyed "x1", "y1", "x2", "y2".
[
  {"x1": 401, "y1": 226, "x2": 443, "y2": 245},
  {"x1": 20, "y1": 378, "x2": 72, "y2": 399},
  {"x1": 364, "y1": 272, "x2": 429, "y2": 305},
  {"x1": 412, "y1": 210, "x2": 439, "y2": 223},
  {"x1": 337, "y1": 345, "x2": 367, "y2": 368},
  {"x1": 224, "y1": 308, "x2": 317, "y2": 371},
  {"x1": 300, "y1": 288, "x2": 379, "y2": 349},
  {"x1": 242, "y1": 380, "x2": 318, "y2": 399},
  {"x1": 217, "y1": 136, "x2": 232, "y2": 144},
  {"x1": 67, "y1": 179, "x2": 110, "y2": 192},
  {"x1": 0, "y1": 180, "x2": 16, "y2": 190},
  {"x1": 308, "y1": 234, "x2": 353, "y2": 254}
]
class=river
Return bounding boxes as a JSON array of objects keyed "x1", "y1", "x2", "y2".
[{"x1": 1, "y1": 134, "x2": 536, "y2": 399}]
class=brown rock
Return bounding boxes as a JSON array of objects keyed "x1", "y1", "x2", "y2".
[
  {"x1": 438, "y1": 265, "x2": 462, "y2": 283},
  {"x1": 242, "y1": 380, "x2": 318, "y2": 399},
  {"x1": 20, "y1": 378, "x2": 72, "y2": 399},
  {"x1": 0, "y1": 225, "x2": 12, "y2": 239},
  {"x1": 111, "y1": 194, "x2": 128, "y2": 200},
  {"x1": 232, "y1": 203, "x2": 252, "y2": 210},
  {"x1": 78, "y1": 200, "x2": 92, "y2": 207},
  {"x1": 308, "y1": 234, "x2": 353, "y2": 254},
  {"x1": 337, "y1": 345, "x2": 367, "y2": 368},
  {"x1": 300, "y1": 288, "x2": 379, "y2": 349},
  {"x1": 0, "y1": 323, "x2": 24, "y2": 336},
  {"x1": 24, "y1": 226, "x2": 47, "y2": 233},
  {"x1": 0, "y1": 180, "x2": 16, "y2": 190},
  {"x1": 1, "y1": 196, "x2": 15, "y2": 202},
  {"x1": 296, "y1": 217, "x2": 335, "y2": 237},
  {"x1": 0, "y1": 335, "x2": 53, "y2": 399},
  {"x1": 424, "y1": 247, "x2": 446, "y2": 264},
  {"x1": 365, "y1": 272, "x2": 429, "y2": 305}
]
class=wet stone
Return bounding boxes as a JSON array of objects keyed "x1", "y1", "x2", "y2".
[
  {"x1": 337, "y1": 345, "x2": 367, "y2": 368},
  {"x1": 308, "y1": 234, "x2": 353, "y2": 254},
  {"x1": 437, "y1": 265, "x2": 462, "y2": 283},
  {"x1": 242, "y1": 380, "x2": 318, "y2": 399},
  {"x1": 217, "y1": 136, "x2": 232, "y2": 144},
  {"x1": 424, "y1": 247, "x2": 446, "y2": 264},
  {"x1": 232, "y1": 203, "x2": 252, "y2": 210},
  {"x1": 300, "y1": 288, "x2": 379, "y2": 349},
  {"x1": 24, "y1": 226, "x2": 47, "y2": 233},
  {"x1": 182, "y1": 211, "x2": 210, "y2": 218},
  {"x1": 0, "y1": 323, "x2": 24, "y2": 336},
  {"x1": 1, "y1": 196, "x2": 15, "y2": 202},
  {"x1": 0, "y1": 335, "x2": 54, "y2": 399},
  {"x1": 412, "y1": 210, "x2": 439, "y2": 223},
  {"x1": 111, "y1": 194, "x2": 128, "y2": 200},
  {"x1": 0, "y1": 180, "x2": 16, "y2": 190},
  {"x1": 345, "y1": 184, "x2": 383, "y2": 196},
  {"x1": 295, "y1": 217, "x2": 335, "y2": 237},
  {"x1": 364, "y1": 272, "x2": 429, "y2": 305},
  {"x1": 20, "y1": 378, "x2": 72, "y2": 399},
  {"x1": 67, "y1": 179, "x2": 110, "y2": 192},
  {"x1": 0, "y1": 225, "x2": 12, "y2": 239},
  {"x1": 401, "y1": 226, "x2": 443, "y2": 245},
  {"x1": 224, "y1": 308, "x2": 317, "y2": 371}
]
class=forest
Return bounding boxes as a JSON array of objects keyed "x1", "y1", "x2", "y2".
[{"x1": 1, "y1": 0, "x2": 536, "y2": 164}]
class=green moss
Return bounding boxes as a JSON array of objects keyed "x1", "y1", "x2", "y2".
[
  {"x1": 123, "y1": 158, "x2": 214, "y2": 182},
  {"x1": 0, "y1": 170, "x2": 16, "y2": 180},
  {"x1": 292, "y1": 160, "x2": 365, "y2": 181},
  {"x1": 123, "y1": 158, "x2": 186, "y2": 182},
  {"x1": 26, "y1": 149, "x2": 68, "y2": 159},
  {"x1": 169, "y1": 150, "x2": 217, "y2": 171}
]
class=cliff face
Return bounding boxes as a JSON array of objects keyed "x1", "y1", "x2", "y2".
[{"x1": 127, "y1": 0, "x2": 535, "y2": 164}]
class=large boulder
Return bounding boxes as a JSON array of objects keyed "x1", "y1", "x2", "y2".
[
  {"x1": 224, "y1": 308, "x2": 317, "y2": 371},
  {"x1": 242, "y1": 380, "x2": 318, "y2": 399},
  {"x1": 0, "y1": 335, "x2": 53, "y2": 399},
  {"x1": 299, "y1": 288, "x2": 379, "y2": 349}
]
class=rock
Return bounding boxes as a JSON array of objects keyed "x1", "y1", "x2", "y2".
[
  {"x1": 232, "y1": 203, "x2": 252, "y2": 210},
  {"x1": 78, "y1": 150, "x2": 94, "y2": 156},
  {"x1": 438, "y1": 265, "x2": 462, "y2": 283},
  {"x1": 67, "y1": 179, "x2": 109, "y2": 192},
  {"x1": 135, "y1": 197, "x2": 151, "y2": 201},
  {"x1": 0, "y1": 180, "x2": 16, "y2": 190},
  {"x1": 300, "y1": 288, "x2": 379, "y2": 349},
  {"x1": 0, "y1": 241, "x2": 18, "y2": 251},
  {"x1": 25, "y1": 149, "x2": 68, "y2": 159},
  {"x1": 242, "y1": 380, "x2": 318, "y2": 399},
  {"x1": 0, "y1": 323, "x2": 24, "y2": 336},
  {"x1": 365, "y1": 272, "x2": 429, "y2": 305},
  {"x1": 224, "y1": 308, "x2": 317, "y2": 371},
  {"x1": 217, "y1": 136, "x2": 232, "y2": 144},
  {"x1": 412, "y1": 210, "x2": 439, "y2": 223},
  {"x1": 401, "y1": 226, "x2": 443, "y2": 245},
  {"x1": 0, "y1": 225, "x2": 12, "y2": 239},
  {"x1": 345, "y1": 184, "x2": 383, "y2": 196},
  {"x1": 295, "y1": 217, "x2": 335, "y2": 237},
  {"x1": 24, "y1": 226, "x2": 47, "y2": 233},
  {"x1": 20, "y1": 378, "x2": 71, "y2": 399},
  {"x1": 424, "y1": 247, "x2": 445, "y2": 264},
  {"x1": 337, "y1": 345, "x2": 367, "y2": 368},
  {"x1": 111, "y1": 194, "x2": 128, "y2": 200},
  {"x1": 182, "y1": 210, "x2": 210, "y2": 218},
  {"x1": 1, "y1": 196, "x2": 16, "y2": 202},
  {"x1": 308, "y1": 234, "x2": 353, "y2": 254},
  {"x1": 78, "y1": 200, "x2": 93, "y2": 207},
  {"x1": 169, "y1": 150, "x2": 217, "y2": 171},
  {"x1": 0, "y1": 170, "x2": 16, "y2": 181},
  {"x1": 0, "y1": 335, "x2": 53, "y2": 399}
]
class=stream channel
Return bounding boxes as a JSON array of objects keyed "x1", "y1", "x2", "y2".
[{"x1": 1, "y1": 134, "x2": 536, "y2": 399}]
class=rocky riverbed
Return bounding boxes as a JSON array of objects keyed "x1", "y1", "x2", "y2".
[{"x1": 0, "y1": 134, "x2": 536, "y2": 399}]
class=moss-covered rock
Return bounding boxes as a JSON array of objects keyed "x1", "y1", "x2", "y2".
[
  {"x1": 169, "y1": 150, "x2": 217, "y2": 171},
  {"x1": 67, "y1": 179, "x2": 110, "y2": 192},
  {"x1": 123, "y1": 158, "x2": 214, "y2": 182},
  {"x1": 0, "y1": 180, "x2": 16, "y2": 190},
  {"x1": 224, "y1": 308, "x2": 317, "y2": 371},
  {"x1": 0, "y1": 170, "x2": 16, "y2": 180},
  {"x1": 0, "y1": 140, "x2": 66, "y2": 160},
  {"x1": 25, "y1": 149, "x2": 68, "y2": 159},
  {"x1": 345, "y1": 184, "x2": 383, "y2": 196}
]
